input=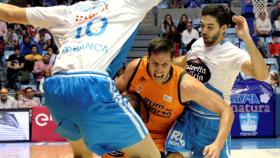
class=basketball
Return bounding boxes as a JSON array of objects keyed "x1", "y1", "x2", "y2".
[{"x1": 122, "y1": 92, "x2": 149, "y2": 123}]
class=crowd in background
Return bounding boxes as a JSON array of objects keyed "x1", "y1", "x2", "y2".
[{"x1": 0, "y1": 0, "x2": 279, "y2": 110}]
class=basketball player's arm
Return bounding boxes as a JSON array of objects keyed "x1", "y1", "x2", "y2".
[
  {"x1": 115, "y1": 59, "x2": 140, "y2": 93},
  {"x1": 233, "y1": 15, "x2": 269, "y2": 80},
  {"x1": 0, "y1": 3, "x2": 29, "y2": 25},
  {"x1": 180, "y1": 74, "x2": 234, "y2": 158},
  {"x1": 173, "y1": 54, "x2": 188, "y2": 69}
]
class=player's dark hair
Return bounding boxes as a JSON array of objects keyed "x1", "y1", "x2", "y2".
[{"x1": 148, "y1": 38, "x2": 174, "y2": 58}]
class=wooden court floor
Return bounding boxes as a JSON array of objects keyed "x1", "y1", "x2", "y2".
[{"x1": 0, "y1": 139, "x2": 280, "y2": 158}]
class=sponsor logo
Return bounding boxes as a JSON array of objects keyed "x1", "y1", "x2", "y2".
[
  {"x1": 230, "y1": 93, "x2": 271, "y2": 113},
  {"x1": 163, "y1": 95, "x2": 172, "y2": 102},
  {"x1": 35, "y1": 113, "x2": 53, "y2": 127},
  {"x1": 167, "y1": 130, "x2": 185, "y2": 148},
  {"x1": 239, "y1": 113, "x2": 259, "y2": 132},
  {"x1": 144, "y1": 97, "x2": 172, "y2": 118},
  {"x1": 61, "y1": 42, "x2": 108, "y2": 54},
  {"x1": 75, "y1": 1, "x2": 109, "y2": 24},
  {"x1": 186, "y1": 58, "x2": 211, "y2": 83}
]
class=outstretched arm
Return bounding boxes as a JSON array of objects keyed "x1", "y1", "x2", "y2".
[
  {"x1": 180, "y1": 74, "x2": 234, "y2": 158},
  {"x1": 233, "y1": 15, "x2": 269, "y2": 80},
  {"x1": 173, "y1": 54, "x2": 188, "y2": 69},
  {"x1": 0, "y1": 3, "x2": 29, "y2": 25}
]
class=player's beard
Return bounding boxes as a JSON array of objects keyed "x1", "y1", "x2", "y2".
[{"x1": 203, "y1": 30, "x2": 221, "y2": 47}]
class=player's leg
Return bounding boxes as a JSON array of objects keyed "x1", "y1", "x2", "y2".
[
  {"x1": 70, "y1": 138, "x2": 101, "y2": 158},
  {"x1": 122, "y1": 134, "x2": 161, "y2": 158},
  {"x1": 165, "y1": 110, "x2": 193, "y2": 158}
]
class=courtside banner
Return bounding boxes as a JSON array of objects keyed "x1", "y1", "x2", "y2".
[
  {"x1": 31, "y1": 106, "x2": 66, "y2": 142},
  {"x1": 230, "y1": 77, "x2": 276, "y2": 137}
]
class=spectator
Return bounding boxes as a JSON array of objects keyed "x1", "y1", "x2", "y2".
[
  {"x1": 268, "y1": 36, "x2": 280, "y2": 57},
  {"x1": 15, "y1": 90, "x2": 24, "y2": 101},
  {"x1": 0, "y1": 88, "x2": 17, "y2": 109},
  {"x1": 17, "y1": 87, "x2": 40, "y2": 108},
  {"x1": 177, "y1": 14, "x2": 188, "y2": 34},
  {"x1": 166, "y1": 25, "x2": 181, "y2": 56},
  {"x1": 33, "y1": 54, "x2": 53, "y2": 82},
  {"x1": 255, "y1": 11, "x2": 272, "y2": 37},
  {"x1": 161, "y1": 14, "x2": 174, "y2": 37},
  {"x1": 270, "y1": 1, "x2": 280, "y2": 24},
  {"x1": 7, "y1": 46, "x2": 25, "y2": 89},
  {"x1": 24, "y1": 45, "x2": 42, "y2": 73},
  {"x1": 46, "y1": 46, "x2": 56, "y2": 65},
  {"x1": 181, "y1": 21, "x2": 199, "y2": 51},
  {"x1": 274, "y1": 14, "x2": 280, "y2": 31},
  {"x1": 34, "y1": 28, "x2": 51, "y2": 44},
  {"x1": 19, "y1": 35, "x2": 42, "y2": 56},
  {"x1": 0, "y1": 20, "x2": 7, "y2": 41},
  {"x1": 46, "y1": 38, "x2": 58, "y2": 53},
  {"x1": 6, "y1": 25, "x2": 19, "y2": 50}
]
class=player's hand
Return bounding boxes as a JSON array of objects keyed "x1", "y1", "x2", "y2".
[
  {"x1": 232, "y1": 15, "x2": 251, "y2": 41},
  {"x1": 203, "y1": 142, "x2": 222, "y2": 158}
]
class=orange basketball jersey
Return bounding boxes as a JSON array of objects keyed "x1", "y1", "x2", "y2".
[{"x1": 128, "y1": 56, "x2": 186, "y2": 152}]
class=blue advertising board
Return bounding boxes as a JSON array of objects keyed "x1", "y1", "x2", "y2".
[{"x1": 230, "y1": 76, "x2": 276, "y2": 137}]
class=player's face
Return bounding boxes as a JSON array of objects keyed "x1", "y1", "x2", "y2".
[
  {"x1": 200, "y1": 15, "x2": 225, "y2": 47},
  {"x1": 148, "y1": 52, "x2": 172, "y2": 83}
]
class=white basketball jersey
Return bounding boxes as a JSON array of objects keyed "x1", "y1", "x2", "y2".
[
  {"x1": 26, "y1": 0, "x2": 161, "y2": 74},
  {"x1": 188, "y1": 38, "x2": 250, "y2": 103}
]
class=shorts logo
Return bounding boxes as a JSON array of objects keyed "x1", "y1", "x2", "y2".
[{"x1": 167, "y1": 130, "x2": 185, "y2": 148}]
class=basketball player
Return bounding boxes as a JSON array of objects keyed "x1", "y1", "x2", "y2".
[
  {"x1": 166, "y1": 5, "x2": 269, "y2": 158},
  {"x1": 0, "y1": 1, "x2": 165, "y2": 158},
  {"x1": 115, "y1": 38, "x2": 234, "y2": 158}
]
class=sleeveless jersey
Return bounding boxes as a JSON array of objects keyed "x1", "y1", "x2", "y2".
[{"x1": 128, "y1": 56, "x2": 185, "y2": 152}]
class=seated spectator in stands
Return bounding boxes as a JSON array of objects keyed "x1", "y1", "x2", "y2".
[
  {"x1": 268, "y1": 36, "x2": 280, "y2": 57},
  {"x1": 46, "y1": 46, "x2": 56, "y2": 65},
  {"x1": 24, "y1": 45, "x2": 42, "y2": 73},
  {"x1": 26, "y1": 25, "x2": 37, "y2": 38},
  {"x1": 166, "y1": 25, "x2": 181, "y2": 56},
  {"x1": 270, "y1": 1, "x2": 280, "y2": 24},
  {"x1": 19, "y1": 35, "x2": 42, "y2": 56},
  {"x1": 6, "y1": 25, "x2": 19, "y2": 50},
  {"x1": 161, "y1": 14, "x2": 174, "y2": 37},
  {"x1": 34, "y1": 28, "x2": 51, "y2": 50},
  {"x1": 0, "y1": 88, "x2": 17, "y2": 109},
  {"x1": 0, "y1": 20, "x2": 7, "y2": 41},
  {"x1": 7, "y1": 47, "x2": 25, "y2": 89},
  {"x1": 46, "y1": 38, "x2": 58, "y2": 53},
  {"x1": 177, "y1": 14, "x2": 188, "y2": 34},
  {"x1": 17, "y1": 87, "x2": 40, "y2": 108},
  {"x1": 181, "y1": 21, "x2": 199, "y2": 51},
  {"x1": 255, "y1": 11, "x2": 272, "y2": 37},
  {"x1": 274, "y1": 14, "x2": 280, "y2": 31},
  {"x1": 15, "y1": 90, "x2": 23, "y2": 101},
  {"x1": 33, "y1": 54, "x2": 53, "y2": 83}
]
